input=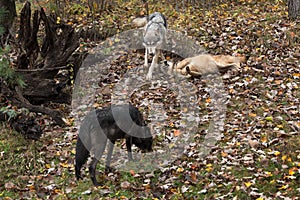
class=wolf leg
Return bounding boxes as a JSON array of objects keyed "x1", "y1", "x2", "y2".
[
  {"x1": 105, "y1": 140, "x2": 115, "y2": 173},
  {"x1": 126, "y1": 137, "x2": 133, "y2": 161},
  {"x1": 89, "y1": 157, "x2": 101, "y2": 186},
  {"x1": 89, "y1": 137, "x2": 107, "y2": 186},
  {"x1": 146, "y1": 50, "x2": 159, "y2": 80},
  {"x1": 216, "y1": 63, "x2": 240, "y2": 72},
  {"x1": 144, "y1": 48, "x2": 148, "y2": 67},
  {"x1": 75, "y1": 137, "x2": 90, "y2": 180}
]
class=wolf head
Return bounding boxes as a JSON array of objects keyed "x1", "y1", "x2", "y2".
[
  {"x1": 143, "y1": 23, "x2": 165, "y2": 54},
  {"x1": 143, "y1": 12, "x2": 167, "y2": 55},
  {"x1": 132, "y1": 126, "x2": 153, "y2": 152}
]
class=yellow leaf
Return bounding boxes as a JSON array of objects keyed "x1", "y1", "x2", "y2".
[
  {"x1": 265, "y1": 116, "x2": 273, "y2": 121},
  {"x1": 27, "y1": 185, "x2": 35, "y2": 192},
  {"x1": 54, "y1": 189, "x2": 62, "y2": 194},
  {"x1": 249, "y1": 113, "x2": 257, "y2": 117},
  {"x1": 276, "y1": 124, "x2": 283, "y2": 129},
  {"x1": 261, "y1": 136, "x2": 267, "y2": 143},
  {"x1": 282, "y1": 155, "x2": 287, "y2": 161},
  {"x1": 265, "y1": 171, "x2": 273, "y2": 177},
  {"x1": 205, "y1": 164, "x2": 213, "y2": 172},
  {"x1": 289, "y1": 167, "x2": 296, "y2": 176},
  {"x1": 293, "y1": 73, "x2": 300, "y2": 77},
  {"x1": 279, "y1": 184, "x2": 288, "y2": 190},
  {"x1": 244, "y1": 182, "x2": 252, "y2": 188},
  {"x1": 60, "y1": 162, "x2": 69, "y2": 168},
  {"x1": 170, "y1": 188, "x2": 177, "y2": 193},
  {"x1": 205, "y1": 167, "x2": 213, "y2": 172},
  {"x1": 274, "y1": 151, "x2": 280, "y2": 156},
  {"x1": 256, "y1": 198, "x2": 264, "y2": 200},
  {"x1": 221, "y1": 151, "x2": 228, "y2": 157},
  {"x1": 177, "y1": 167, "x2": 184, "y2": 173}
]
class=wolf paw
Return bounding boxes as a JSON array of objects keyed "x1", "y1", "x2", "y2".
[{"x1": 146, "y1": 72, "x2": 152, "y2": 80}]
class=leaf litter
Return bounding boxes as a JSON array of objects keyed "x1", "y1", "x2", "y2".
[{"x1": 1, "y1": 0, "x2": 300, "y2": 199}]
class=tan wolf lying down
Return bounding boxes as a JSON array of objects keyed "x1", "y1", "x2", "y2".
[{"x1": 169, "y1": 54, "x2": 246, "y2": 77}]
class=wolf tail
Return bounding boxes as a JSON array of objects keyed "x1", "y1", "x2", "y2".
[
  {"x1": 132, "y1": 17, "x2": 147, "y2": 28},
  {"x1": 75, "y1": 134, "x2": 90, "y2": 180}
]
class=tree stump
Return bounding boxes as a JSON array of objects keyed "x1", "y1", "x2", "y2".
[{"x1": 2, "y1": 2, "x2": 87, "y2": 126}]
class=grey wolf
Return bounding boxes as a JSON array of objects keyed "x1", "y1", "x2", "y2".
[
  {"x1": 75, "y1": 104, "x2": 153, "y2": 186},
  {"x1": 142, "y1": 12, "x2": 167, "y2": 80},
  {"x1": 168, "y1": 54, "x2": 246, "y2": 77}
]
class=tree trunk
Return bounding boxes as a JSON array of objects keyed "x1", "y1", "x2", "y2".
[
  {"x1": 0, "y1": 0, "x2": 16, "y2": 45},
  {"x1": 288, "y1": 0, "x2": 300, "y2": 20}
]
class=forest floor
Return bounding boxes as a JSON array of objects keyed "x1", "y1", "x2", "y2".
[{"x1": 0, "y1": 0, "x2": 299, "y2": 199}]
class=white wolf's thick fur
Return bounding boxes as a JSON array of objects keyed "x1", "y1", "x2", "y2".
[
  {"x1": 169, "y1": 54, "x2": 246, "y2": 77},
  {"x1": 141, "y1": 12, "x2": 167, "y2": 80}
]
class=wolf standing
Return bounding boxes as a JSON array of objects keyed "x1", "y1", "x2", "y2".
[
  {"x1": 143, "y1": 12, "x2": 167, "y2": 80},
  {"x1": 75, "y1": 104, "x2": 153, "y2": 186}
]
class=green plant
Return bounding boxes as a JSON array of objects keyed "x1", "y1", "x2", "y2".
[
  {"x1": 0, "y1": 47, "x2": 26, "y2": 88},
  {"x1": 0, "y1": 106, "x2": 17, "y2": 121}
]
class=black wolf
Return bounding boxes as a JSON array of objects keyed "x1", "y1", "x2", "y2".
[{"x1": 75, "y1": 104, "x2": 153, "y2": 186}]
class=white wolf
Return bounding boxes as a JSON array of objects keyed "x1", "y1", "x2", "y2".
[{"x1": 134, "y1": 12, "x2": 167, "y2": 80}]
